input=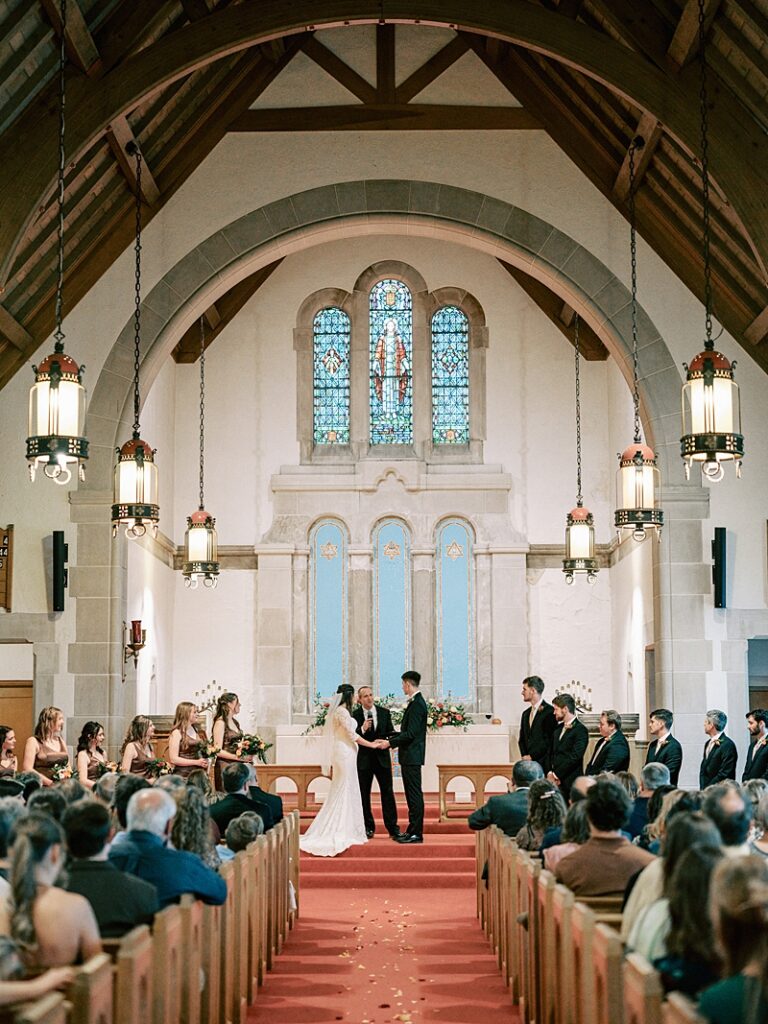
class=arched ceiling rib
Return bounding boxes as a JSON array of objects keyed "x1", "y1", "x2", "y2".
[{"x1": 0, "y1": 0, "x2": 766, "y2": 390}]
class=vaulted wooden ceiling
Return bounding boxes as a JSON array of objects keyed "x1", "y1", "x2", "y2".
[{"x1": 1, "y1": 0, "x2": 767, "y2": 388}]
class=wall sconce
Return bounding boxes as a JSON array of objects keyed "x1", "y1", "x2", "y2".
[{"x1": 124, "y1": 619, "x2": 146, "y2": 669}]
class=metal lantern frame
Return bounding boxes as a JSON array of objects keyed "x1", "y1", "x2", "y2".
[
  {"x1": 614, "y1": 138, "x2": 664, "y2": 542},
  {"x1": 26, "y1": 0, "x2": 88, "y2": 486},
  {"x1": 563, "y1": 315, "x2": 599, "y2": 585},
  {"x1": 111, "y1": 144, "x2": 160, "y2": 539},
  {"x1": 182, "y1": 318, "x2": 220, "y2": 589},
  {"x1": 680, "y1": 0, "x2": 744, "y2": 483}
]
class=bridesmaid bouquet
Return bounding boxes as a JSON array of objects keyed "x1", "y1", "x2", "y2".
[
  {"x1": 200, "y1": 740, "x2": 221, "y2": 762},
  {"x1": 145, "y1": 758, "x2": 173, "y2": 779},
  {"x1": 235, "y1": 734, "x2": 273, "y2": 764},
  {"x1": 51, "y1": 763, "x2": 73, "y2": 781},
  {"x1": 96, "y1": 760, "x2": 119, "y2": 778}
]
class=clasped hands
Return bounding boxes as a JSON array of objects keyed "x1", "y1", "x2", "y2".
[{"x1": 371, "y1": 738, "x2": 390, "y2": 749}]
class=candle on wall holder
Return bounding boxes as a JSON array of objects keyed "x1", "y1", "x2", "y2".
[{"x1": 122, "y1": 620, "x2": 147, "y2": 683}]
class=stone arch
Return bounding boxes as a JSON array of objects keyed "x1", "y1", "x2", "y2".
[{"x1": 86, "y1": 179, "x2": 685, "y2": 492}]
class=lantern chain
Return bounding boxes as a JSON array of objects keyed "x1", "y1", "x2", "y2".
[
  {"x1": 53, "y1": 0, "x2": 67, "y2": 353},
  {"x1": 199, "y1": 317, "x2": 206, "y2": 511},
  {"x1": 698, "y1": 0, "x2": 714, "y2": 350},
  {"x1": 131, "y1": 146, "x2": 143, "y2": 438},
  {"x1": 574, "y1": 314, "x2": 582, "y2": 507},
  {"x1": 628, "y1": 137, "x2": 643, "y2": 444}
]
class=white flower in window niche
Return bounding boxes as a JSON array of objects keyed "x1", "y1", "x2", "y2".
[
  {"x1": 320, "y1": 542, "x2": 338, "y2": 560},
  {"x1": 383, "y1": 541, "x2": 401, "y2": 560},
  {"x1": 446, "y1": 541, "x2": 464, "y2": 560}
]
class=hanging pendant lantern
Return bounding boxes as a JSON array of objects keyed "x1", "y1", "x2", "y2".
[
  {"x1": 111, "y1": 144, "x2": 160, "y2": 539},
  {"x1": 615, "y1": 138, "x2": 663, "y2": 541},
  {"x1": 563, "y1": 315, "x2": 599, "y2": 585},
  {"x1": 183, "y1": 318, "x2": 219, "y2": 588},
  {"x1": 26, "y1": 0, "x2": 88, "y2": 486},
  {"x1": 680, "y1": 0, "x2": 744, "y2": 483}
]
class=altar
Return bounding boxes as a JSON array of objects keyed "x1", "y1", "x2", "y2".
[{"x1": 274, "y1": 723, "x2": 513, "y2": 796}]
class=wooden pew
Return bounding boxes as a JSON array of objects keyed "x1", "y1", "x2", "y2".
[
  {"x1": 552, "y1": 884, "x2": 575, "y2": 1024},
  {"x1": 592, "y1": 923, "x2": 624, "y2": 1024},
  {"x1": 245, "y1": 841, "x2": 261, "y2": 1004},
  {"x1": 514, "y1": 850, "x2": 532, "y2": 1020},
  {"x1": 476, "y1": 827, "x2": 489, "y2": 928},
  {"x1": 152, "y1": 905, "x2": 183, "y2": 1024},
  {"x1": 200, "y1": 902, "x2": 221, "y2": 1024},
  {"x1": 179, "y1": 896, "x2": 203, "y2": 1024},
  {"x1": 623, "y1": 953, "x2": 663, "y2": 1024},
  {"x1": 500, "y1": 837, "x2": 520, "y2": 1002},
  {"x1": 255, "y1": 835, "x2": 269, "y2": 985},
  {"x1": 580, "y1": 893, "x2": 624, "y2": 928},
  {"x1": 115, "y1": 925, "x2": 154, "y2": 1024},
  {"x1": 662, "y1": 994, "x2": 706, "y2": 1024},
  {"x1": 288, "y1": 808, "x2": 301, "y2": 926},
  {"x1": 232, "y1": 853, "x2": 250, "y2": 1024},
  {"x1": 537, "y1": 870, "x2": 557, "y2": 1024},
  {"x1": 218, "y1": 860, "x2": 236, "y2": 1024},
  {"x1": 265, "y1": 829, "x2": 278, "y2": 970},
  {"x1": 13, "y1": 994, "x2": 67, "y2": 1024},
  {"x1": 572, "y1": 902, "x2": 597, "y2": 1024},
  {"x1": 68, "y1": 953, "x2": 114, "y2": 1024}
]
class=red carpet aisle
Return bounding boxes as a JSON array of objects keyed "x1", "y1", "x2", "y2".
[{"x1": 247, "y1": 798, "x2": 520, "y2": 1024}]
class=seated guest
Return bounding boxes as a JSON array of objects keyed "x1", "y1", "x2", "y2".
[
  {"x1": 544, "y1": 801, "x2": 590, "y2": 873},
  {"x1": 555, "y1": 778, "x2": 654, "y2": 896},
  {"x1": 645, "y1": 709, "x2": 683, "y2": 785},
  {"x1": 62, "y1": 800, "x2": 158, "y2": 937},
  {"x1": 699, "y1": 856, "x2": 768, "y2": 1023},
  {"x1": 540, "y1": 776, "x2": 596, "y2": 852},
  {"x1": 249, "y1": 765, "x2": 283, "y2": 826},
  {"x1": 14, "y1": 772, "x2": 41, "y2": 804},
  {"x1": 546, "y1": 694, "x2": 589, "y2": 799},
  {"x1": 0, "y1": 796, "x2": 26, "y2": 887},
  {"x1": 120, "y1": 715, "x2": 156, "y2": 777},
  {"x1": 113, "y1": 774, "x2": 151, "y2": 833},
  {"x1": 0, "y1": 813, "x2": 101, "y2": 969},
  {"x1": 93, "y1": 772, "x2": 119, "y2": 809},
  {"x1": 154, "y1": 774, "x2": 186, "y2": 795},
  {"x1": 187, "y1": 767, "x2": 220, "y2": 806},
  {"x1": 628, "y1": 762, "x2": 671, "y2": 839},
  {"x1": 625, "y1": 810, "x2": 722, "y2": 954},
  {"x1": 742, "y1": 709, "x2": 768, "y2": 783},
  {"x1": 617, "y1": 771, "x2": 639, "y2": 801},
  {"x1": 26, "y1": 788, "x2": 66, "y2": 823},
  {"x1": 653, "y1": 845, "x2": 723, "y2": 997},
  {"x1": 468, "y1": 760, "x2": 544, "y2": 835},
  {"x1": 75, "y1": 722, "x2": 108, "y2": 791},
  {"x1": 109, "y1": 788, "x2": 226, "y2": 908},
  {"x1": 586, "y1": 710, "x2": 630, "y2": 776},
  {"x1": 225, "y1": 811, "x2": 265, "y2": 854},
  {"x1": 211, "y1": 762, "x2": 275, "y2": 834},
  {"x1": 640, "y1": 788, "x2": 686, "y2": 855},
  {"x1": 751, "y1": 794, "x2": 768, "y2": 858},
  {"x1": 170, "y1": 787, "x2": 220, "y2": 871},
  {"x1": 744, "y1": 779, "x2": 768, "y2": 837},
  {"x1": 703, "y1": 783, "x2": 753, "y2": 856},
  {"x1": 515, "y1": 779, "x2": 566, "y2": 852},
  {"x1": 699, "y1": 710, "x2": 738, "y2": 790},
  {"x1": 56, "y1": 779, "x2": 88, "y2": 806}
]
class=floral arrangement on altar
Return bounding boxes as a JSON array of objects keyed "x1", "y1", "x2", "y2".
[
  {"x1": 235, "y1": 734, "x2": 273, "y2": 764},
  {"x1": 305, "y1": 692, "x2": 473, "y2": 733},
  {"x1": 51, "y1": 762, "x2": 73, "y2": 782},
  {"x1": 144, "y1": 757, "x2": 173, "y2": 779}
]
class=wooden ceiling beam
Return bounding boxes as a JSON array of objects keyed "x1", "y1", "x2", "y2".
[
  {"x1": 171, "y1": 260, "x2": 284, "y2": 363},
  {"x1": 560, "y1": 301, "x2": 575, "y2": 327},
  {"x1": 40, "y1": 0, "x2": 102, "y2": 76},
  {"x1": 180, "y1": 0, "x2": 214, "y2": 21},
  {"x1": 106, "y1": 115, "x2": 161, "y2": 206},
  {"x1": 667, "y1": 0, "x2": 722, "y2": 71},
  {"x1": 299, "y1": 35, "x2": 377, "y2": 104},
  {"x1": 0, "y1": 304, "x2": 33, "y2": 352},
  {"x1": 744, "y1": 305, "x2": 768, "y2": 347},
  {"x1": 587, "y1": 0, "x2": 672, "y2": 69},
  {"x1": 499, "y1": 260, "x2": 608, "y2": 360},
  {"x1": 394, "y1": 35, "x2": 468, "y2": 104},
  {"x1": 613, "y1": 113, "x2": 664, "y2": 203},
  {"x1": 229, "y1": 104, "x2": 542, "y2": 132},
  {"x1": 376, "y1": 23, "x2": 396, "y2": 104},
  {"x1": 204, "y1": 303, "x2": 221, "y2": 330},
  {"x1": 94, "y1": 0, "x2": 178, "y2": 76}
]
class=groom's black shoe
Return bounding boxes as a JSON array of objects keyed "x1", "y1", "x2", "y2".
[
  {"x1": 395, "y1": 833, "x2": 423, "y2": 844},
  {"x1": 365, "y1": 829, "x2": 375, "y2": 839},
  {"x1": 389, "y1": 830, "x2": 405, "y2": 841}
]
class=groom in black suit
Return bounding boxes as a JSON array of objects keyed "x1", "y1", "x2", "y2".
[
  {"x1": 353, "y1": 685, "x2": 400, "y2": 838},
  {"x1": 382, "y1": 670, "x2": 427, "y2": 844}
]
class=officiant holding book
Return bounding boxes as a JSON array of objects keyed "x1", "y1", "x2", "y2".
[{"x1": 353, "y1": 686, "x2": 401, "y2": 840}]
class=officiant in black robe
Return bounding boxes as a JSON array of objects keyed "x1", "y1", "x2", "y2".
[{"x1": 353, "y1": 685, "x2": 400, "y2": 838}]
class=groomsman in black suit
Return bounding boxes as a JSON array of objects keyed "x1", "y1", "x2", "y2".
[
  {"x1": 742, "y1": 709, "x2": 768, "y2": 782},
  {"x1": 586, "y1": 710, "x2": 631, "y2": 776},
  {"x1": 353, "y1": 685, "x2": 399, "y2": 839},
  {"x1": 645, "y1": 708, "x2": 683, "y2": 786},
  {"x1": 699, "y1": 709, "x2": 738, "y2": 789},
  {"x1": 547, "y1": 693, "x2": 589, "y2": 799},
  {"x1": 382, "y1": 670, "x2": 428, "y2": 844},
  {"x1": 518, "y1": 676, "x2": 557, "y2": 773}
]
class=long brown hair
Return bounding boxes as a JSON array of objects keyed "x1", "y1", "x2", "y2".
[
  {"x1": 120, "y1": 715, "x2": 154, "y2": 755},
  {"x1": 213, "y1": 693, "x2": 240, "y2": 731},
  {"x1": 712, "y1": 855, "x2": 768, "y2": 1023},
  {"x1": 666, "y1": 845, "x2": 723, "y2": 971},
  {"x1": 172, "y1": 702, "x2": 198, "y2": 735},
  {"x1": 10, "y1": 813, "x2": 64, "y2": 956},
  {"x1": 33, "y1": 706, "x2": 63, "y2": 743},
  {"x1": 170, "y1": 787, "x2": 218, "y2": 870}
]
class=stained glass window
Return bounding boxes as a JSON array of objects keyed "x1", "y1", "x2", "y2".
[
  {"x1": 313, "y1": 308, "x2": 350, "y2": 444},
  {"x1": 369, "y1": 280, "x2": 412, "y2": 445},
  {"x1": 432, "y1": 306, "x2": 469, "y2": 444},
  {"x1": 309, "y1": 520, "x2": 348, "y2": 697}
]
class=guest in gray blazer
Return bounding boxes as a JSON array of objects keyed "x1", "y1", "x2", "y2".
[{"x1": 468, "y1": 760, "x2": 545, "y2": 836}]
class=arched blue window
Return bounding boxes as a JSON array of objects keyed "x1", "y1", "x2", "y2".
[
  {"x1": 435, "y1": 519, "x2": 475, "y2": 701},
  {"x1": 309, "y1": 520, "x2": 348, "y2": 697},
  {"x1": 313, "y1": 308, "x2": 350, "y2": 444},
  {"x1": 370, "y1": 280, "x2": 412, "y2": 444},
  {"x1": 372, "y1": 519, "x2": 412, "y2": 696},
  {"x1": 432, "y1": 306, "x2": 469, "y2": 444}
]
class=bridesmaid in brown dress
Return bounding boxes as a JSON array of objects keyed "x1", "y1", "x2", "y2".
[
  {"x1": 75, "y1": 722, "x2": 107, "y2": 790},
  {"x1": 120, "y1": 715, "x2": 156, "y2": 777},
  {"x1": 0, "y1": 726, "x2": 18, "y2": 777},
  {"x1": 22, "y1": 707, "x2": 70, "y2": 787},
  {"x1": 211, "y1": 692, "x2": 252, "y2": 791},
  {"x1": 168, "y1": 702, "x2": 209, "y2": 779}
]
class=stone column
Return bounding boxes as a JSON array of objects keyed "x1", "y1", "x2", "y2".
[
  {"x1": 254, "y1": 548, "x2": 294, "y2": 725},
  {"x1": 412, "y1": 551, "x2": 434, "y2": 696},
  {"x1": 291, "y1": 551, "x2": 308, "y2": 715},
  {"x1": 348, "y1": 549, "x2": 372, "y2": 687}
]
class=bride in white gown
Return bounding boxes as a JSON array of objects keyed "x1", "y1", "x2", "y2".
[{"x1": 300, "y1": 684, "x2": 385, "y2": 857}]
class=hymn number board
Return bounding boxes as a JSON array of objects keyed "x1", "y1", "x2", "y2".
[{"x1": 0, "y1": 525, "x2": 13, "y2": 611}]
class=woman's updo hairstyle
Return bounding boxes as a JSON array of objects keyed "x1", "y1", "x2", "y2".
[
  {"x1": 337, "y1": 684, "x2": 355, "y2": 711},
  {"x1": 10, "y1": 813, "x2": 64, "y2": 954},
  {"x1": 213, "y1": 692, "x2": 239, "y2": 725}
]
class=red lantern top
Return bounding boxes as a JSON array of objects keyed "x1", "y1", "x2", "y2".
[
  {"x1": 189, "y1": 509, "x2": 213, "y2": 525},
  {"x1": 620, "y1": 442, "x2": 657, "y2": 464},
  {"x1": 34, "y1": 351, "x2": 82, "y2": 379},
  {"x1": 117, "y1": 437, "x2": 155, "y2": 461},
  {"x1": 686, "y1": 349, "x2": 734, "y2": 375},
  {"x1": 569, "y1": 505, "x2": 591, "y2": 521}
]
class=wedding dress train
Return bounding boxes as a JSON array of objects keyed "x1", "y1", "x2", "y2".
[{"x1": 299, "y1": 705, "x2": 368, "y2": 857}]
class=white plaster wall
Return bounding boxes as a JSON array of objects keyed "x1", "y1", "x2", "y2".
[{"x1": 0, "y1": 642, "x2": 33, "y2": 678}]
